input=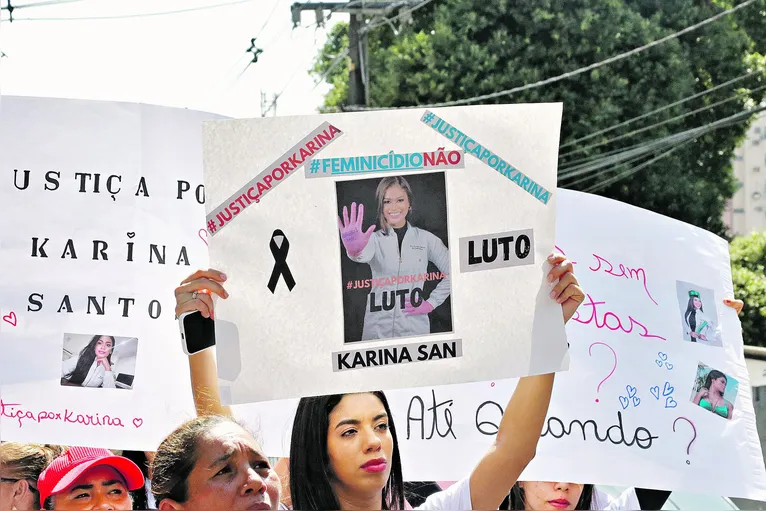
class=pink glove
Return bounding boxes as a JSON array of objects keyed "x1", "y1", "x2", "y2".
[
  {"x1": 404, "y1": 298, "x2": 434, "y2": 315},
  {"x1": 338, "y1": 202, "x2": 376, "y2": 257}
]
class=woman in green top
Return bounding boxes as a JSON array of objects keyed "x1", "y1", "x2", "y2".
[
  {"x1": 693, "y1": 369, "x2": 734, "y2": 420},
  {"x1": 683, "y1": 290, "x2": 715, "y2": 344}
]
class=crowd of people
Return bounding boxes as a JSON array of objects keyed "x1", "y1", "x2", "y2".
[{"x1": 0, "y1": 255, "x2": 746, "y2": 510}]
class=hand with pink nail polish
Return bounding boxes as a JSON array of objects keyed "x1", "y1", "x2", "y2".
[{"x1": 338, "y1": 202, "x2": 376, "y2": 257}]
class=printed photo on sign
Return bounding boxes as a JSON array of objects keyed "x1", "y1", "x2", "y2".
[
  {"x1": 61, "y1": 333, "x2": 139, "y2": 390},
  {"x1": 690, "y1": 362, "x2": 738, "y2": 421},
  {"x1": 335, "y1": 173, "x2": 453, "y2": 343},
  {"x1": 676, "y1": 280, "x2": 722, "y2": 347}
]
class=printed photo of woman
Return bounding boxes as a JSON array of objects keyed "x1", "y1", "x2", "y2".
[
  {"x1": 336, "y1": 173, "x2": 452, "y2": 343},
  {"x1": 691, "y1": 364, "x2": 738, "y2": 421},
  {"x1": 60, "y1": 334, "x2": 138, "y2": 390},
  {"x1": 676, "y1": 282, "x2": 722, "y2": 347}
]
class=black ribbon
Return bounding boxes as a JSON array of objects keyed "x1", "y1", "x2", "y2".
[{"x1": 267, "y1": 229, "x2": 296, "y2": 293}]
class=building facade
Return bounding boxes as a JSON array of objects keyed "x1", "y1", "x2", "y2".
[{"x1": 726, "y1": 113, "x2": 766, "y2": 235}]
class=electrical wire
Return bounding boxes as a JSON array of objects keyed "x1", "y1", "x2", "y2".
[
  {"x1": 1, "y1": 0, "x2": 88, "y2": 11},
  {"x1": 562, "y1": 104, "x2": 766, "y2": 192},
  {"x1": 359, "y1": 0, "x2": 435, "y2": 33},
  {"x1": 2, "y1": 0, "x2": 253, "y2": 21},
  {"x1": 560, "y1": 83, "x2": 766, "y2": 158},
  {"x1": 560, "y1": 70, "x2": 761, "y2": 148},
  {"x1": 342, "y1": 0, "x2": 757, "y2": 110}
]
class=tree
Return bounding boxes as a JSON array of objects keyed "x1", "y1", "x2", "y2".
[
  {"x1": 311, "y1": 0, "x2": 766, "y2": 236},
  {"x1": 730, "y1": 231, "x2": 766, "y2": 347}
]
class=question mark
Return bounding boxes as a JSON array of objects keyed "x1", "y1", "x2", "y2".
[
  {"x1": 672, "y1": 416, "x2": 697, "y2": 465},
  {"x1": 588, "y1": 342, "x2": 617, "y2": 403}
]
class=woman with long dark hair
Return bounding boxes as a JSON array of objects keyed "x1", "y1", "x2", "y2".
[
  {"x1": 693, "y1": 369, "x2": 734, "y2": 420},
  {"x1": 683, "y1": 290, "x2": 714, "y2": 344},
  {"x1": 173, "y1": 252, "x2": 583, "y2": 510},
  {"x1": 61, "y1": 335, "x2": 117, "y2": 388}
]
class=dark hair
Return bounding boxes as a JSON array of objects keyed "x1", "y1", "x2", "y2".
[
  {"x1": 64, "y1": 335, "x2": 115, "y2": 385},
  {"x1": 151, "y1": 415, "x2": 248, "y2": 505},
  {"x1": 289, "y1": 391, "x2": 405, "y2": 510},
  {"x1": 120, "y1": 451, "x2": 150, "y2": 510},
  {"x1": 704, "y1": 369, "x2": 727, "y2": 391},
  {"x1": 684, "y1": 297, "x2": 703, "y2": 336},
  {"x1": 503, "y1": 483, "x2": 594, "y2": 510}
]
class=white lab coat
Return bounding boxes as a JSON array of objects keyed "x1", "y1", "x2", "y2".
[
  {"x1": 684, "y1": 309, "x2": 714, "y2": 343},
  {"x1": 61, "y1": 356, "x2": 116, "y2": 388},
  {"x1": 348, "y1": 223, "x2": 451, "y2": 340}
]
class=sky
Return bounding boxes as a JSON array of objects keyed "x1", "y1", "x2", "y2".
[{"x1": 0, "y1": 0, "x2": 344, "y2": 118}]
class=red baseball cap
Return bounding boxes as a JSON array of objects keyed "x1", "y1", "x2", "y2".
[{"x1": 38, "y1": 446, "x2": 145, "y2": 507}]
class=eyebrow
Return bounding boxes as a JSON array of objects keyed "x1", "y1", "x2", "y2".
[
  {"x1": 334, "y1": 413, "x2": 388, "y2": 430},
  {"x1": 68, "y1": 479, "x2": 125, "y2": 494},
  {"x1": 208, "y1": 449, "x2": 235, "y2": 469}
]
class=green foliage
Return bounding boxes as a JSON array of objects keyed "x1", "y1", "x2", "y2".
[
  {"x1": 311, "y1": 0, "x2": 766, "y2": 235},
  {"x1": 731, "y1": 231, "x2": 766, "y2": 347}
]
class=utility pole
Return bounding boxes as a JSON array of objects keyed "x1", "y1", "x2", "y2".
[
  {"x1": 290, "y1": 1, "x2": 419, "y2": 107},
  {"x1": 347, "y1": 14, "x2": 364, "y2": 106}
]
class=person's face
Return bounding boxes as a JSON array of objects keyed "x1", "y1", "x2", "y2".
[
  {"x1": 713, "y1": 376, "x2": 727, "y2": 394},
  {"x1": 518, "y1": 481, "x2": 584, "y2": 510},
  {"x1": 94, "y1": 337, "x2": 113, "y2": 359},
  {"x1": 166, "y1": 422, "x2": 279, "y2": 511},
  {"x1": 327, "y1": 393, "x2": 394, "y2": 498},
  {"x1": 693, "y1": 297, "x2": 702, "y2": 309},
  {"x1": 382, "y1": 184, "x2": 409, "y2": 229},
  {"x1": 50, "y1": 465, "x2": 131, "y2": 510}
]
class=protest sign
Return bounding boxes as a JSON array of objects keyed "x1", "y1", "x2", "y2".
[
  {"x1": 0, "y1": 96, "x2": 217, "y2": 450},
  {"x1": 203, "y1": 104, "x2": 567, "y2": 403},
  {"x1": 235, "y1": 189, "x2": 766, "y2": 499}
]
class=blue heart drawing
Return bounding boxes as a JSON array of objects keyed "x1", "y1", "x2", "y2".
[
  {"x1": 663, "y1": 381, "x2": 674, "y2": 397},
  {"x1": 650, "y1": 386, "x2": 660, "y2": 400},
  {"x1": 655, "y1": 359, "x2": 663, "y2": 367},
  {"x1": 658, "y1": 352, "x2": 668, "y2": 361},
  {"x1": 619, "y1": 396, "x2": 630, "y2": 410},
  {"x1": 626, "y1": 385, "x2": 637, "y2": 398},
  {"x1": 665, "y1": 362, "x2": 674, "y2": 370},
  {"x1": 632, "y1": 396, "x2": 641, "y2": 407},
  {"x1": 665, "y1": 396, "x2": 678, "y2": 409}
]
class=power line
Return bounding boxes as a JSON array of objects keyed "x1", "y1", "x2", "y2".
[
  {"x1": 343, "y1": 0, "x2": 757, "y2": 110},
  {"x1": 1, "y1": 0, "x2": 88, "y2": 11},
  {"x1": 563, "y1": 104, "x2": 766, "y2": 192},
  {"x1": 359, "y1": 0, "x2": 435, "y2": 34},
  {"x1": 560, "y1": 83, "x2": 766, "y2": 158},
  {"x1": 560, "y1": 71, "x2": 761, "y2": 148},
  {"x1": 1, "y1": 0, "x2": 253, "y2": 21}
]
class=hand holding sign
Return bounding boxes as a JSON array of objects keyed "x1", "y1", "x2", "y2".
[
  {"x1": 337, "y1": 202, "x2": 375, "y2": 257},
  {"x1": 547, "y1": 253, "x2": 584, "y2": 323},
  {"x1": 403, "y1": 297, "x2": 434, "y2": 316},
  {"x1": 175, "y1": 269, "x2": 229, "y2": 319}
]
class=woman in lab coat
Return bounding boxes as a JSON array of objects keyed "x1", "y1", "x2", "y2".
[
  {"x1": 337, "y1": 176, "x2": 451, "y2": 341},
  {"x1": 683, "y1": 290, "x2": 715, "y2": 344},
  {"x1": 61, "y1": 335, "x2": 117, "y2": 388}
]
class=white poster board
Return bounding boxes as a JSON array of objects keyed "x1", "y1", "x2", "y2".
[
  {"x1": 0, "y1": 96, "x2": 218, "y2": 450},
  {"x1": 203, "y1": 105, "x2": 568, "y2": 403},
  {"x1": 235, "y1": 190, "x2": 766, "y2": 500}
]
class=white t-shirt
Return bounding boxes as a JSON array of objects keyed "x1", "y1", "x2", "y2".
[
  {"x1": 591, "y1": 487, "x2": 641, "y2": 510},
  {"x1": 414, "y1": 477, "x2": 472, "y2": 510}
]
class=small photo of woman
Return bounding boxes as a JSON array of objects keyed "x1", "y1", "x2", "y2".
[
  {"x1": 676, "y1": 281, "x2": 722, "y2": 347},
  {"x1": 335, "y1": 172, "x2": 453, "y2": 343},
  {"x1": 690, "y1": 362, "x2": 738, "y2": 420},
  {"x1": 60, "y1": 333, "x2": 139, "y2": 390}
]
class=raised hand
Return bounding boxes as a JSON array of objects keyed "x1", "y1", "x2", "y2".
[{"x1": 337, "y1": 202, "x2": 376, "y2": 257}]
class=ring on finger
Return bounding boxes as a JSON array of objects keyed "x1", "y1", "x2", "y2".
[{"x1": 192, "y1": 291, "x2": 198, "y2": 300}]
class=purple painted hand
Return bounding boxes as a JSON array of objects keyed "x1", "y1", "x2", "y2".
[
  {"x1": 338, "y1": 202, "x2": 376, "y2": 257},
  {"x1": 403, "y1": 298, "x2": 434, "y2": 316}
]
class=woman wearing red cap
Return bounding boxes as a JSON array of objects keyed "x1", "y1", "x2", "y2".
[{"x1": 37, "y1": 447, "x2": 144, "y2": 510}]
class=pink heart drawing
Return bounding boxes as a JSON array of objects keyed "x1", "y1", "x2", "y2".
[
  {"x1": 3, "y1": 311, "x2": 17, "y2": 327},
  {"x1": 132, "y1": 418, "x2": 144, "y2": 428},
  {"x1": 198, "y1": 229, "x2": 209, "y2": 247}
]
